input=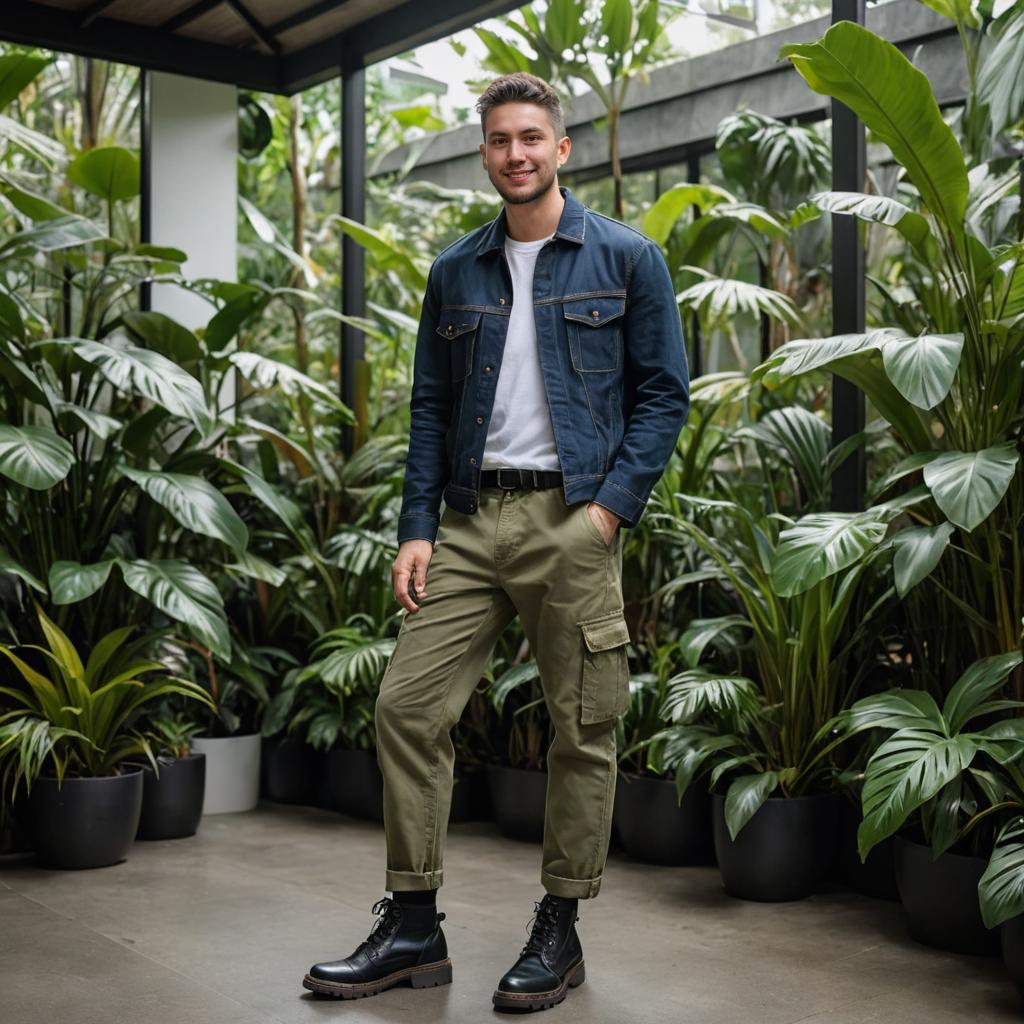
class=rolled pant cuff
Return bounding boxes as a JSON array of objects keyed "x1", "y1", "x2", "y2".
[
  {"x1": 385, "y1": 868, "x2": 443, "y2": 891},
  {"x1": 541, "y1": 869, "x2": 602, "y2": 899}
]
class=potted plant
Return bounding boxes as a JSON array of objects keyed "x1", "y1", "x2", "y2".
[
  {"x1": 450, "y1": 688, "x2": 497, "y2": 823},
  {"x1": 186, "y1": 637, "x2": 278, "y2": 814},
  {"x1": 832, "y1": 650, "x2": 1024, "y2": 955},
  {"x1": 648, "y1": 492, "x2": 898, "y2": 901},
  {"x1": 133, "y1": 706, "x2": 207, "y2": 840},
  {"x1": 486, "y1": 656, "x2": 551, "y2": 842},
  {"x1": 980, "y1": 816, "x2": 1024, "y2": 995},
  {"x1": 259, "y1": 664, "x2": 319, "y2": 805},
  {"x1": 614, "y1": 663, "x2": 713, "y2": 867},
  {"x1": 286, "y1": 618, "x2": 393, "y2": 821},
  {"x1": 0, "y1": 604, "x2": 212, "y2": 868}
]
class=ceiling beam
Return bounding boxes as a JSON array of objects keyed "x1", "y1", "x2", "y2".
[
  {"x1": 224, "y1": 0, "x2": 282, "y2": 55},
  {"x1": 79, "y1": 0, "x2": 119, "y2": 30},
  {"x1": 0, "y1": 1, "x2": 280, "y2": 91},
  {"x1": 159, "y1": 0, "x2": 223, "y2": 33}
]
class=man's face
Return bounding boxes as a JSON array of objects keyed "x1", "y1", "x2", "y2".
[{"x1": 479, "y1": 102, "x2": 571, "y2": 206}]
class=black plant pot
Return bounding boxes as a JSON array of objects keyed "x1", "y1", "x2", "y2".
[
  {"x1": 26, "y1": 768, "x2": 144, "y2": 869},
  {"x1": 613, "y1": 772, "x2": 714, "y2": 865},
  {"x1": 836, "y1": 795, "x2": 898, "y2": 900},
  {"x1": 712, "y1": 791, "x2": 839, "y2": 902},
  {"x1": 894, "y1": 835, "x2": 999, "y2": 956},
  {"x1": 1001, "y1": 915, "x2": 1024, "y2": 997},
  {"x1": 487, "y1": 764, "x2": 547, "y2": 841},
  {"x1": 327, "y1": 748, "x2": 383, "y2": 822},
  {"x1": 134, "y1": 754, "x2": 205, "y2": 840},
  {"x1": 261, "y1": 737, "x2": 317, "y2": 804},
  {"x1": 450, "y1": 770, "x2": 491, "y2": 823}
]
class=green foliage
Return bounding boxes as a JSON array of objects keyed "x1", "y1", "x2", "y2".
[{"x1": 0, "y1": 603, "x2": 213, "y2": 798}]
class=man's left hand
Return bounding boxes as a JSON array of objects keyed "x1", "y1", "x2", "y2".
[{"x1": 586, "y1": 502, "x2": 622, "y2": 547}]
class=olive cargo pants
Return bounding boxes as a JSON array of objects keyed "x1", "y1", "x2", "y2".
[{"x1": 374, "y1": 484, "x2": 629, "y2": 899}]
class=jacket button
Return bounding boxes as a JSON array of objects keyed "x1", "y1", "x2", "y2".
[
  {"x1": 476, "y1": 416, "x2": 484, "y2": 425},
  {"x1": 498, "y1": 297, "x2": 506, "y2": 305},
  {"x1": 484, "y1": 366, "x2": 492, "y2": 373},
  {"x1": 447, "y1": 324, "x2": 454, "y2": 334},
  {"x1": 469, "y1": 457, "x2": 477, "y2": 465},
  {"x1": 591, "y1": 310, "x2": 600, "y2": 319}
]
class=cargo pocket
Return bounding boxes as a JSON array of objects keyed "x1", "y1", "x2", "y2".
[{"x1": 577, "y1": 609, "x2": 631, "y2": 724}]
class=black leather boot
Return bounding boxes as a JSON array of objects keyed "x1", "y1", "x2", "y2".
[
  {"x1": 492, "y1": 894, "x2": 586, "y2": 1011},
  {"x1": 303, "y1": 896, "x2": 452, "y2": 999}
]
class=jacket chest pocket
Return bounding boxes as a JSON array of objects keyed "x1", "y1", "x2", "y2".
[
  {"x1": 436, "y1": 310, "x2": 481, "y2": 381},
  {"x1": 564, "y1": 297, "x2": 626, "y2": 373}
]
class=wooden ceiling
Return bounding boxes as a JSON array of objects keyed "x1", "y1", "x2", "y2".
[{"x1": 0, "y1": 0, "x2": 522, "y2": 93}]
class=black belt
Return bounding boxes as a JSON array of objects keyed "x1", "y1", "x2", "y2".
[{"x1": 479, "y1": 468, "x2": 563, "y2": 491}]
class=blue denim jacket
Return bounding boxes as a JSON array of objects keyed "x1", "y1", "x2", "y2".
[{"x1": 397, "y1": 186, "x2": 690, "y2": 545}]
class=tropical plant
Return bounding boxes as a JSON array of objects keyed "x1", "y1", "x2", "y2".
[
  {"x1": 0, "y1": 603, "x2": 213, "y2": 804},
  {"x1": 979, "y1": 814, "x2": 1024, "y2": 930},
  {"x1": 758, "y1": 19, "x2": 1024, "y2": 692},
  {"x1": 140, "y1": 703, "x2": 205, "y2": 759},
  {"x1": 829, "y1": 650, "x2": 1024, "y2": 862},
  {"x1": 646, "y1": 487, "x2": 904, "y2": 838}
]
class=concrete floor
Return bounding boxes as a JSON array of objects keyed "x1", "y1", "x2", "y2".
[{"x1": 0, "y1": 803, "x2": 1020, "y2": 1024}]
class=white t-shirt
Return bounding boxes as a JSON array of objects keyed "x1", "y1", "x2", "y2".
[{"x1": 481, "y1": 233, "x2": 561, "y2": 471}]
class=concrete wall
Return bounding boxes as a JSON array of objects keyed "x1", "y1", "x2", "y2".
[
  {"x1": 372, "y1": 0, "x2": 962, "y2": 190},
  {"x1": 147, "y1": 72, "x2": 238, "y2": 330}
]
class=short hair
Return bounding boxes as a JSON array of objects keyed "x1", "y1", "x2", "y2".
[{"x1": 476, "y1": 72, "x2": 566, "y2": 141}]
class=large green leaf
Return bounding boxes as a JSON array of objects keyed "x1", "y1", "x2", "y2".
[
  {"x1": 979, "y1": 818, "x2": 1024, "y2": 930},
  {"x1": 858, "y1": 730, "x2": 974, "y2": 860},
  {"x1": 921, "y1": 443, "x2": 1019, "y2": 531},
  {"x1": 0, "y1": 424, "x2": 75, "y2": 489},
  {"x1": 119, "y1": 558, "x2": 229, "y2": 660},
  {"x1": 833, "y1": 689, "x2": 945, "y2": 736},
  {"x1": 601, "y1": 0, "x2": 635, "y2": 52},
  {"x1": 0, "y1": 176, "x2": 65, "y2": 221},
  {"x1": 0, "y1": 548, "x2": 46, "y2": 593},
  {"x1": 642, "y1": 183, "x2": 733, "y2": 245},
  {"x1": 724, "y1": 771, "x2": 779, "y2": 840},
  {"x1": 808, "y1": 190, "x2": 935, "y2": 261},
  {"x1": 771, "y1": 512, "x2": 888, "y2": 597},
  {"x1": 121, "y1": 311, "x2": 202, "y2": 362},
  {"x1": 676, "y1": 616, "x2": 750, "y2": 669},
  {"x1": 229, "y1": 351, "x2": 351, "y2": 416},
  {"x1": 659, "y1": 669, "x2": 759, "y2": 723},
  {"x1": 49, "y1": 559, "x2": 116, "y2": 604},
  {"x1": 0, "y1": 52, "x2": 51, "y2": 109},
  {"x1": 67, "y1": 146, "x2": 140, "y2": 203},
  {"x1": 45, "y1": 338, "x2": 209, "y2": 432},
  {"x1": 0, "y1": 214, "x2": 105, "y2": 255},
  {"x1": 880, "y1": 332, "x2": 964, "y2": 409},
  {"x1": 119, "y1": 465, "x2": 248, "y2": 553},
  {"x1": 977, "y1": 7, "x2": 1024, "y2": 134},
  {"x1": 676, "y1": 271, "x2": 801, "y2": 326},
  {"x1": 891, "y1": 521, "x2": 954, "y2": 597},
  {"x1": 943, "y1": 651, "x2": 1024, "y2": 735},
  {"x1": 780, "y1": 22, "x2": 967, "y2": 240}
]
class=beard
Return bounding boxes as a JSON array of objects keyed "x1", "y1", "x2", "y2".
[{"x1": 489, "y1": 163, "x2": 558, "y2": 206}]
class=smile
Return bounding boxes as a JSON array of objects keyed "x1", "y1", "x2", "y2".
[{"x1": 505, "y1": 170, "x2": 533, "y2": 182}]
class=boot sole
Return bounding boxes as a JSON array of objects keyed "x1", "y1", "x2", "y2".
[
  {"x1": 492, "y1": 958, "x2": 585, "y2": 1012},
  {"x1": 303, "y1": 958, "x2": 453, "y2": 999}
]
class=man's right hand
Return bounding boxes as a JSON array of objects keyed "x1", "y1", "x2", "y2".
[{"x1": 392, "y1": 540, "x2": 434, "y2": 613}]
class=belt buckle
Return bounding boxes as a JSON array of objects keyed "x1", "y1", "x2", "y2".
[{"x1": 496, "y1": 468, "x2": 520, "y2": 490}]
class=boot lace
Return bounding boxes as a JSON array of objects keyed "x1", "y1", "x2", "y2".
[
  {"x1": 521, "y1": 897, "x2": 562, "y2": 957},
  {"x1": 354, "y1": 897, "x2": 402, "y2": 955}
]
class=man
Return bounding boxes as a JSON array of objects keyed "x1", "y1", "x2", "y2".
[{"x1": 304, "y1": 72, "x2": 689, "y2": 1012}]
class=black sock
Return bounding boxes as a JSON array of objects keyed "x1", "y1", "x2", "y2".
[
  {"x1": 392, "y1": 889, "x2": 437, "y2": 907},
  {"x1": 545, "y1": 893, "x2": 578, "y2": 911}
]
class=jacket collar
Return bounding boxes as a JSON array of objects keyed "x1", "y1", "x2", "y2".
[{"x1": 475, "y1": 185, "x2": 586, "y2": 256}]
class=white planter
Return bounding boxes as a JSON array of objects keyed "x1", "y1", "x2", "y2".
[{"x1": 191, "y1": 733, "x2": 262, "y2": 814}]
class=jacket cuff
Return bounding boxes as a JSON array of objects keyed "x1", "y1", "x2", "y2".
[
  {"x1": 591, "y1": 480, "x2": 647, "y2": 528},
  {"x1": 397, "y1": 510, "x2": 439, "y2": 545}
]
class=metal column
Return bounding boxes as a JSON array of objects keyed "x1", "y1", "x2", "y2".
[
  {"x1": 830, "y1": 0, "x2": 866, "y2": 511},
  {"x1": 340, "y1": 51, "x2": 367, "y2": 456}
]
